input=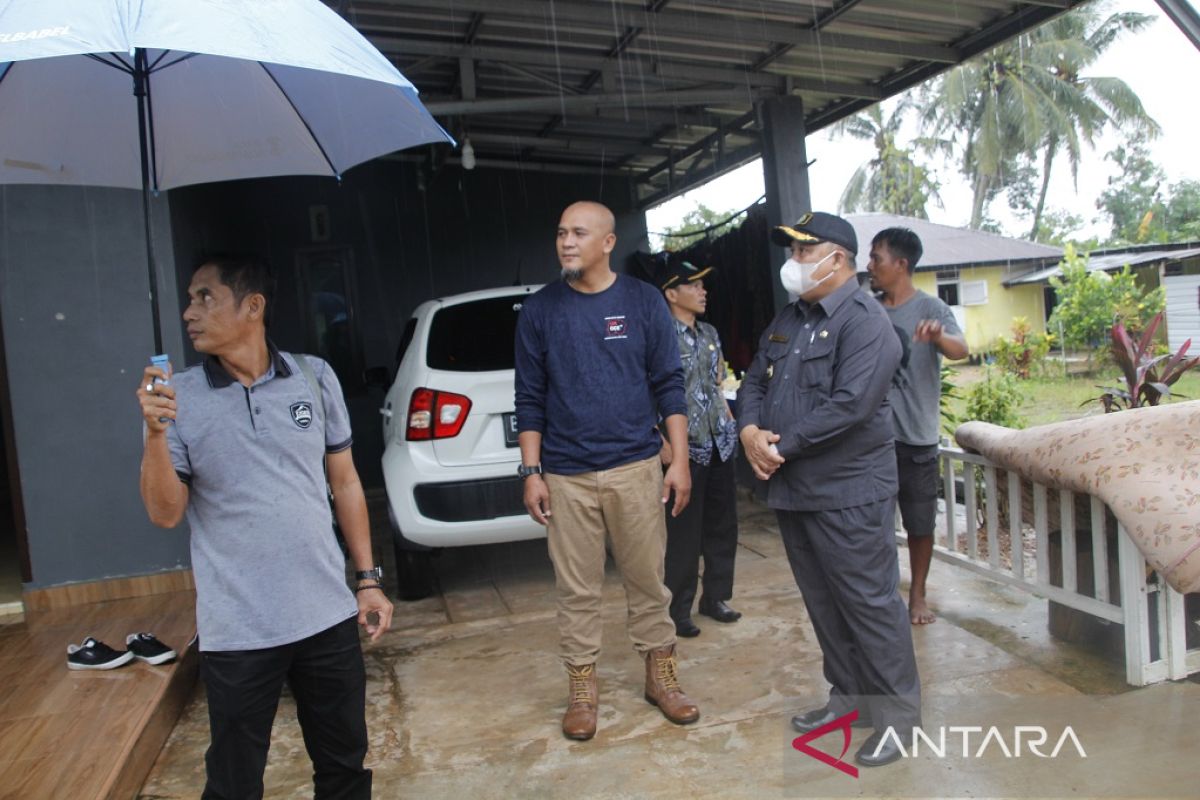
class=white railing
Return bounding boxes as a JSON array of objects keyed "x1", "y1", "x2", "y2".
[{"x1": 894, "y1": 447, "x2": 1199, "y2": 687}]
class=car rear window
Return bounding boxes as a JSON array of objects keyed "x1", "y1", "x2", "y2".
[{"x1": 426, "y1": 295, "x2": 526, "y2": 371}]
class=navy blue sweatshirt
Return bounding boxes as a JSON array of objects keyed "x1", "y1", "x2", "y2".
[{"x1": 514, "y1": 274, "x2": 686, "y2": 474}]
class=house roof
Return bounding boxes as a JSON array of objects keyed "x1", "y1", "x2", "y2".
[
  {"x1": 1005, "y1": 242, "x2": 1200, "y2": 286},
  {"x1": 341, "y1": 1, "x2": 1090, "y2": 209},
  {"x1": 842, "y1": 213, "x2": 1063, "y2": 273}
]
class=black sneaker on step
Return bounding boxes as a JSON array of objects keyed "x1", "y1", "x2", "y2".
[
  {"x1": 125, "y1": 632, "x2": 178, "y2": 665},
  {"x1": 67, "y1": 637, "x2": 135, "y2": 670}
]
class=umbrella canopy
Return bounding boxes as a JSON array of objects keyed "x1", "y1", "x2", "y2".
[
  {"x1": 0, "y1": 0, "x2": 452, "y2": 190},
  {"x1": 0, "y1": 0, "x2": 453, "y2": 352}
]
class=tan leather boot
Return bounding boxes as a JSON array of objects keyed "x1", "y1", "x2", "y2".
[
  {"x1": 562, "y1": 663, "x2": 598, "y2": 740},
  {"x1": 643, "y1": 645, "x2": 699, "y2": 724}
]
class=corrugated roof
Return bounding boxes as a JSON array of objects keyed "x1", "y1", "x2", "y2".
[
  {"x1": 1006, "y1": 245, "x2": 1200, "y2": 285},
  {"x1": 844, "y1": 213, "x2": 1063, "y2": 272},
  {"x1": 339, "y1": 1, "x2": 1091, "y2": 208}
]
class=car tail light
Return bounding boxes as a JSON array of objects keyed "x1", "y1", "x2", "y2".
[{"x1": 406, "y1": 388, "x2": 472, "y2": 440}]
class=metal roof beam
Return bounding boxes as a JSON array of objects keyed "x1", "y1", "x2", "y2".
[
  {"x1": 753, "y1": 0, "x2": 869, "y2": 71},
  {"x1": 802, "y1": 3, "x2": 1077, "y2": 134},
  {"x1": 1155, "y1": 0, "x2": 1200, "y2": 52},
  {"x1": 351, "y1": 1, "x2": 960, "y2": 63},
  {"x1": 463, "y1": 12, "x2": 485, "y2": 44},
  {"x1": 653, "y1": 61, "x2": 881, "y2": 99},
  {"x1": 636, "y1": 110, "x2": 756, "y2": 184},
  {"x1": 488, "y1": 60, "x2": 582, "y2": 95},
  {"x1": 637, "y1": 143, "x2": 761, "y2": 208},
  {"x1": 425, "y1": 89, "x2": 770, "y2": 117}
]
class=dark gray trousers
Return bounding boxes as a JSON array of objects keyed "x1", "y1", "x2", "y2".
[{"x1": 776, "y1": 497, "x2": 921, "y2": 732}]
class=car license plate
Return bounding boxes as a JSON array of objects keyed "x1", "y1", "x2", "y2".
[{"x1": 502, "y1": 412, "x2": 519, "y2": 447}]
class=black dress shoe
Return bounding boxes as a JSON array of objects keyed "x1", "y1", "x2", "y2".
[
  {"x1": 790, "y1": 706, "x2": 874, "y2": 733},
  {"x1": 674, "y1": 618, "x2": 701, "y2": 638},
  {"x1": 855, "y1": 731, "x2": 904, "y2": 767},
  {"x1": 697, "y1": 598, "x2": 742, "y2": 623}
]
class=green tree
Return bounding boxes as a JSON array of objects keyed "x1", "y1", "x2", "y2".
[
  {"x1": 922, "y1": 3, "x2": 1157, "y2": 232},
  {"x1": 1047, "y1": 244, "x2": 1164, "y2": 350},
  {"x1": 1095, "y1": 134, "x2": 1167, "y2": 244},
  {"x1": 1022, "y1": 6, "x2": 1158, "y2": 239},
  {"x1": 835, "y1": 100, "x2": 941, "y2": 218},
  {"x1": 1161, "y1": 179, "x2": 1200, "y2": 242},
  {"x1": 658, "y1": 203, "x2": 743, "y2": 251},
  {"x1": 1031, "y1": 208, "x2": 1094, "y2": 248}
]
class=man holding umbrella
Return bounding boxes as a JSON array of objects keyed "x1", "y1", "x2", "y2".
[{"x1": 137, "y1": 255, "x2": 391, "y2": 799}]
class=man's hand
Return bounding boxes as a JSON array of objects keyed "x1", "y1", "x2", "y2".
[
  {"x1": 740, "y1": 425, "x2": 785, "y2": 480},
  {"x1": 662, "y1": 461, "x2": 691, "y2": 517},
  {"x1": 356, "y1": 587, "x2": 393, "y2": 643},
  {"x1": 137, "y1": 364, "x2": 176, "y2": 434},
  {"x1": 913, "y1": 319, "x2": 944, "y2": 344},
  {"x1": 523, "y1": 474, "x2": 552, "y2": 525},
  {"x1": 658, "y1": 436, "x2": 673, "y2": 467}
]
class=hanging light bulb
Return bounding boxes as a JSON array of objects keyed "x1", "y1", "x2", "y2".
[{"x1": 461, "y1": 137, "x2": 476, "y2": 171}]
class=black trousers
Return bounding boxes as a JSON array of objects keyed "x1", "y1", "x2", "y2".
[
  {"x1": 665, "y1": 447, "x2": 739, "y2": 622},
  {"x1": 776, "y1": 498, "x2": 922, "y2": 731},
  {"x1": 200, "y1": 616, "x2": 371, "y2": 800}
]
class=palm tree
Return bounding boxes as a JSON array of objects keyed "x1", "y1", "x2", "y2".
[
  {"x1": 1025, "y1": 7, "x2": 1159, "y2": 238},
  {"x1": 835, "y1": 99, "x2": 941, "y2": 218},
  {"x1": 921, "y1": 2, "x2": 1158, "y2": 233}
]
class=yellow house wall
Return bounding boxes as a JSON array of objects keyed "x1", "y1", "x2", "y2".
[{"x1": 914, "y1": 267, "x2": 1046, "y2": 352}]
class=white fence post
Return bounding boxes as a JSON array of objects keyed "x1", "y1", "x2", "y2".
[{"x1": 1118, "y1": 526, "x2": 1152, "y2": 686}]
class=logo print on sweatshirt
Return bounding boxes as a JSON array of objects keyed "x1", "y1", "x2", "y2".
[
  {"x1": 290, "y1": 402, "x2": 314, "y2": 429},
  {"x1": 604, "y1": 316, "x2": 628, "y2": 340}
]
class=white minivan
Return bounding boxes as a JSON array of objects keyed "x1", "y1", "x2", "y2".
[{"x1": 380, "y1": 285, "x2": 545, "y2": 598}]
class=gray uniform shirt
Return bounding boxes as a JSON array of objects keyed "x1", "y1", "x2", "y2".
[
  {"x1": 884, "y1": 290, "x2": 961, "y2": 446},
  {"x1": 165, "y1": 348, "x2": 358, "y2": 651},
  {"x1": 738, "y1": 278, "x2": 902, "y2": 512}
]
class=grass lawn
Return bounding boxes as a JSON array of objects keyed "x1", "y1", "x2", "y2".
[{"x1": 943, "y1": 363, "x2": 1200, "y2": 430}]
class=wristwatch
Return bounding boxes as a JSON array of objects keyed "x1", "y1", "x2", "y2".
[
  {"x1": 517, "y1": 463, "x2": 543, "y2": 479},
  {"x1": 355, "y1": 567, "x2": 383, "y2": 582}
]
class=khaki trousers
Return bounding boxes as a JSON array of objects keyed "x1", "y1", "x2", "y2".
[{"x1": 545, "y1": 456, "x2": 676, "y2": 666}]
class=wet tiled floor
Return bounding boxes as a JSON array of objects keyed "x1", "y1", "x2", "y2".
[{"x1": 138, "y1": 493, "x2": 1198, "y2": 799}]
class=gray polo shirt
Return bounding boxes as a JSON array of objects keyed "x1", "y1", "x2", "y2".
[
  {"x1": 165, "y1": 347, "x2": 358, "y2": 651},
  {"x1": 738, "y1": 278, "x2": 901, "y2": 512},
  {"x1": 884, "y1": 290, "x2": 961, "y2": 446}
]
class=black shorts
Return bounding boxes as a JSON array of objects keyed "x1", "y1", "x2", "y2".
[{"x1": 895, "y1": 442, "x2": 939, "y2": 538}]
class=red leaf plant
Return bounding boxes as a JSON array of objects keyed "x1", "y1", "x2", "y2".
[{"x1": 1090, "y1": 312, "x2": 1200, "y2": 412}]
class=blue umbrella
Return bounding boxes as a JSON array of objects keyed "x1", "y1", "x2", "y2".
[{"x1": 0, "y1": 0, "x2": 453, "y2": 352}]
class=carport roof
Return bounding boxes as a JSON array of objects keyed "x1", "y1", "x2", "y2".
[{"x1": 338, "y1": 0, "x2": 1089, "y2": 208}]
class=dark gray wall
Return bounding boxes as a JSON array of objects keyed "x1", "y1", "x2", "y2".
[
  {"x1": 0, "y1": 185, "x2": 186, "y2": 588},
  {"x1": 0, "y1": 164, "x2": 646, "y2": 589},
  {"x1": 168, "y1": 161, "x2": 649, "y2": 487}
]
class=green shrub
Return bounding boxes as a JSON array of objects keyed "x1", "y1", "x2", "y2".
[
  {"x1": 1047, "y1": 244, "x2": 1164, "y2": 351},
  {"x1": 991, "y1": 317, "x2": 1054, "y2": 379},
  {"x1": 940, "y1": 364, "x2": 961, "y2": 435},
  {"x1": 963, "y1": 368, "x2": 1024, "y2": 428}
]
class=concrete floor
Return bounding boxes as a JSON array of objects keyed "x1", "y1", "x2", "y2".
[{"x1": 139, "y1": 494, "x2": 1199, "y2": 799}]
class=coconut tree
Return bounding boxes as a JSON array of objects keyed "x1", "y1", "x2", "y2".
[
  {"x1": 1025, "y1": 6, "x2": 1159, "y2": 238},
  {"x1": 921, "y1": 2, "x2": 1158, "y2": 233},
  {"x1": 835, "y1": 99, "x2": 941, "y2": 218}
]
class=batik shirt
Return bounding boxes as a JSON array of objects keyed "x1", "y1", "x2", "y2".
[{"x1": 674, "y1": 318, "x2": 737, "y2": 465}]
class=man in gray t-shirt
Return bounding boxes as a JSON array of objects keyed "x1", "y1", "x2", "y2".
[
  {"x1": 137, "y1": 255, "x2": 392, "y2": 799},
  {"x1": 868, "y1": 229, "x2": 969, "y2": 625}
]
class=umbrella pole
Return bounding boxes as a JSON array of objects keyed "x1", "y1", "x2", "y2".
[{"x1": 133, "y1": 48, "x2": 164, "y2": 355}]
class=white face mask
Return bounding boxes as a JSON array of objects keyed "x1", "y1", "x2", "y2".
[{"x1": 779, "y1": 251, "x2": 837, "y2": 296}]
